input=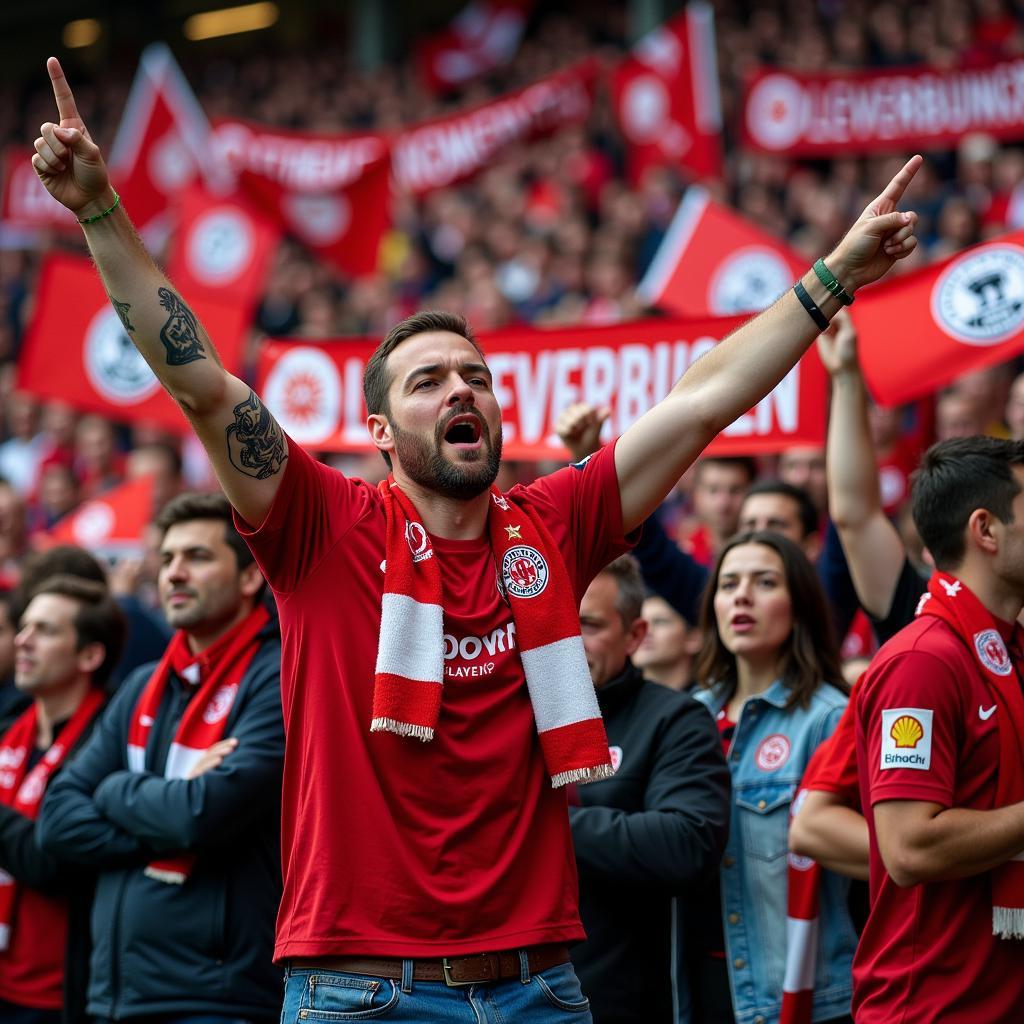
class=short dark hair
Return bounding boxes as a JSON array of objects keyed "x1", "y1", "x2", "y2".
[
  {"x1": 155, "y1": 492, "x2": 254, "y2": 569},
  {"x1": 694, "y1": 456, "x2": 758, "y2": 485},
  {"x1": 694, "y1": 530, "x2": 846, "y2": 710},
  {"x1": 911, "y1": 436, "x2": 1024, "y2": 570},
  {"x1": 362, "y1": 310, "x2": 485, "y2": 469},
  {"x1": 27, "y1": 574, "x2": 126, "y2": 687},
  {"x1": 598, "y1": 555, "x2": 645, "y2": 627},
  {"x1": 744, "y1": 479, "x2": 819, "y2": 539},
  {"x1": 12, "y1": 545, "x2": 107, "y2": 625}
]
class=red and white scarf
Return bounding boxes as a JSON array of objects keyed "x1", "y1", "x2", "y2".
[
  {"x1": 917, "y1": 571, "x2": 1024, "y2": 938},
  {"x1": 0, "y1": 687, "x2": 105, "y2": 949},
  {"x1": 127, "y1": 604, "x2": 270, "y2": 884},
  {"x1": 373, "y1": 479, "x2": 613, "y2": 787}
]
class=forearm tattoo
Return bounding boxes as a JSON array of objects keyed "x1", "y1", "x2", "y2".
[
  {"x1": 110, "y1": 297, "x2": 134, "y2": 334},
  {"x1": 157, "y1": 287, "x2": 206, "y2": 366},
  {"x1": 225, "y1": 390, "x2": 287, "y2": 479}
]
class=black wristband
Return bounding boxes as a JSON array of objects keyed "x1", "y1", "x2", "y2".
[{"x1": 793, "y1": 280, "x2": 830, "y2": 331}]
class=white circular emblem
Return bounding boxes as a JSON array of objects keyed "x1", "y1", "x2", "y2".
[
  {"x1": 84, "y1": 307, "x2": 161, "y2": 404},
  {"x1": 202, "y1": 683, "x2": 239, "y2": 725},
  {"x1": 974, "y1": 629, "x2": 1013, "y2": 676},
  {"x1": 788, "y1": 851, "x2": 815, "y2": 872},
  {"x1": 148, "y1": 129, "x2": 194, "y2": 194},
  {"x1": 283, "y1": 193, "x2": 351, "y2": 245},
  {"x1": 708, "y1": 247, "x2": 793, "y2": 314},
  {"x1": 931, "y1": 244, "x2": 1024, "y2": 346},
  {"x1": 608, "y1": 745, "x2": 623, "y2": 773},
  {"x1": 501, "y1": 545, "x2": 549, "y2": 599},
  {"x1": 745, "y1": 74, "x2": 805, "y2": 151},
  {"x1": 263, "y1": 346, "x2": 342, "y2": 445},
  {"x1": 755, "y1": 733, "x2": 791, "y2": 772},
  {"x1": 621, "y1": 74, "x2": 670, "y2": 142},
  {"x1": 71, "y1": 501, "x2": 116, "y2": 545},
  {"x1": 16, "y1": 771, "x2": 45, "y2": 806},
  {"x1": 187, "y1": 209, "x2": 254, "y2": 284},
  {"x1": 405, "y1": 521, "x2": 428, "y2": 557}
]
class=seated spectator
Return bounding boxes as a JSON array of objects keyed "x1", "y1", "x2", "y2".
[
  {"x1": 0, "y1": 591, "x2": 25, "y2": 730},
  {"x1": 680, "y1": 457, "x2": 757, "y2": 568},
  {"x1": 633, "y1": 593, "x2": 701, "y2": 691}
]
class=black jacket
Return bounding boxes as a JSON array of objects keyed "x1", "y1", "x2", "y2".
[
  {"x1": 38, "y1": 620, "x2": 284, "y2": 1022},
  {"x1": 570, "y1": 663, "x2": 730, "y2": 1024}
]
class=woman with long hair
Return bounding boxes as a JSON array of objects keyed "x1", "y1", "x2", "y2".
[{"x1": 687, "y1": 530, "x2": 857, "y2": 1024}]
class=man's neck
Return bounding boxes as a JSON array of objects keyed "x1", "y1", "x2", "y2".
[
  {"x1": 953, "y1": 560, "x2": 1024, "y2": 625},
  {"x1": 186, "y1": 600, "x2": 257, "y2": 655},
  {"x1": 35, "y1": 676, "x2": 91, "y2": 749},
  {"x1": 391, "y1": 475, "x2": 492, "y2": 540}
]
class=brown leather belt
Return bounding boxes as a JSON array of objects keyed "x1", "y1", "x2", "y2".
[{"x1": 291, "y1": 943, "x2": 570, "y2": 987}]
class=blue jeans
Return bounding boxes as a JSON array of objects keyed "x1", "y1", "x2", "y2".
[{"x1": 281, "y1": 960, "x2": 593, "y2": 1022}]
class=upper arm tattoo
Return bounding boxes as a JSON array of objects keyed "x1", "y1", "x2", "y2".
[
  {"x1": 110, "y1": 297, "x2": 134, "y2": 334},
  {"x1": 157, "y1": 287, "x2": 206, "y2": 366},
  {"x1": 226, "y1": 390, "x2": 287, "y2": 480}
]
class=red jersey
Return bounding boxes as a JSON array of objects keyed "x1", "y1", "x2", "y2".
[
  {"x1": 853, "y1": 615, "x2": 1024, "y2": 1023},
  {"x1": 238, "y1": 440, "x2": 632, "y2": 960},
  {"x1": 801, "y1": 689, "x2": 860, "y2": 809}
]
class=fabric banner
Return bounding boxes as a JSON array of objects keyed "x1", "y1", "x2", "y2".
[
  {"x1": 210, "y1": 119, "x2": 391, "y2": 278},
  {"x1": 743, "y1": 57, "x2": 1024, "y2": 157},
  {"x1": 855, "y1": 229, "x2": 1024, "y2": 404},
  {"x1": 0, "y1": 147, "x2": 78, "y2": 232},
  {"x1": 41, "y1": 475, "x2": 155, "y2": 556},
  {"x1": 415, "y1": 0, "x2": 532, "y2": 95},
  {"x1": 611, "y1": 3, "x2": 722, "y2": 184},
  {"x1": 256, "y1": 316, "x2": 827, "y2": 459},
  {"x1": 392, "y1": 58, "x2": 598, "y2": 196},
  {"x1": 638, "y1": 185, "x2": 805, "y2": 317},
  {"x1": 17, "y1": 253, "x2": 250, "y2": 433}
]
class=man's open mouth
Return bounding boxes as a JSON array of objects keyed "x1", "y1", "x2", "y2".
[{"x1": 443, "y1": 414, "x2": 483, "y2": 447}]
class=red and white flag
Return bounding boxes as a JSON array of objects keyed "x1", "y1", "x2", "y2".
[
  {"x1": 210, "y1": 119, "x2": 391, "y2": 278},
  {"x1": 17, "y1": 253, "x2": 250, "y2": 433},
  {"x1": 612, "y1": 3, "x2": 723, "y2": 185},
  {"x1": 416, "y1": 0, "x2": 532, "y2": 94},
  {"x1": 41, "y1": 475, "x2": 156, "y2": 557},
  {"x1": 638, "y1": 185, "x2": 805, "y2": 317},
  {"x1": 1, "y1": 147, "x2": 77, "y2": 233},
  {"x1": 854, "y1": 229, "x2": 1024, "y2": 404},
  {"x1": 108, "y1": 43, "x2": 211, "y2": 243}
]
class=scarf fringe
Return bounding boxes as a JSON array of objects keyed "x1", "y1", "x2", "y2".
[
  {"x1": 144, "y1": 866, "x2": 188, "y2": 885},
  {"x1": 994, "y1": 906, "x2": 1024, "y2": 939},
  {"x1": 550, "y1": 764, "x2": 615, "y2": 788},
  {"x1": 371, "y1": 718, "x2": 434, "y2": 742}
]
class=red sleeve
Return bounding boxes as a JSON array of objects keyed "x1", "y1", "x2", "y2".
[
  {"x1": 803, "y1": 697, "x2": 861, "y2": 810},
  {"x1": 233, "y1": 436, "x2": 378, "y2": 594},
  {"x1": 857, "y1": 649, "x2": 961, "y2": 809}
]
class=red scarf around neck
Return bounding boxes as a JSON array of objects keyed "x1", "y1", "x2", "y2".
[{"x1": 127, "y1": 603, "x2": 270, "y2": 884}]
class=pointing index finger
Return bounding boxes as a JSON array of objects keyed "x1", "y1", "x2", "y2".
[
  {"x1": 46, "y1": 56, "x2": 81, "y2": 125},
  {"x1": 875, "y1": 154, "x2": 923, "y2": 209}
]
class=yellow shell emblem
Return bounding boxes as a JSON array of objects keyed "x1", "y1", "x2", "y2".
[{"x1": 890, "y1": 715, "x2": 924, "y2": 749}]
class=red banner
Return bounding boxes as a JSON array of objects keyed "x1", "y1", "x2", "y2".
[
  {"x1": 392, "y1": 59, "x2": 598, "y2": 196},
  {"x1": 210, "y1": 119, "x2": 391, "y2": 278},
  {"x1": 855, "y1": 229, "x2": 1024, "y2": 404},
  {"x1": 42, "y1": 475, "x2": 155, "y2": 555},
  {"x1": 612, "y1": 3, "x2": 723, "y2": 184},
  {"x1": 256, "y1": 317, "x2": 826, "y2": 459},
  {"x1": 17, "y1": 253, "x2": 251, "y2": 433},
  {"x1": 743, "y1": 58, "x2": 1024, "y2": 157},
  {"x1": 638, "y1": 185, "x2": 804, "y2": 317},
  {"x1": 1, "y1": 147, "x2": 77, "y2": 232}
]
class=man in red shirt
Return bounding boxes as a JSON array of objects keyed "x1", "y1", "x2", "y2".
[
  {"x1": 32, "y1": 58, "x2": 921, "y2": 1021},
  {"x1": 853, "y1": 436, "x2": 1024, "y2": 1023}
]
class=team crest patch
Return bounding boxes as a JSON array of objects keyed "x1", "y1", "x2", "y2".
[
  {"x1": 788, "y1": 851, "x2": 815, "y2": 872},
  {"x1": 501, "y1": 545, "x2": 549, "y2": 599},
  {"x1": 931, "y1": 244, "x2": 1024, "y2": 346},
  {"x1": 755, "y1": 733, "x2": 790, "y2": 772},
  {"x1": 609, "y1": 746, "x2": 623, "y2": 773},
  {"x1": 202, "y1": 683, "x2": 239, "y2": 725},
  {"x1": 974, "y1": 629, "x2": 1013, "y2": 676},
  {"x1": 405, "y1": 521, "x2": 433, "y2": 563},
  {"x1": 880, "y1": 708, "x2": 933, "y2": 771}
]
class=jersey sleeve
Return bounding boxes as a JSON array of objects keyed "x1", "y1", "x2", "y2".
[
  {"x1": 233, "y1": 437, "x2": 377, "y2": 594},
  {"x1": 802, "y1": 697, "x2": 861, "y2": 810}
]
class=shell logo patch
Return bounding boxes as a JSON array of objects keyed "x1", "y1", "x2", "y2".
[{"x1": 881, "y1": 708, "x2": 933, "y2": 771}]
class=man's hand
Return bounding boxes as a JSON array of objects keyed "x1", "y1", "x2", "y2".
[
  {"x1": 32, "y1": 57, "x2": 111, "y2": 215},
  {"x1": 556, "y1": 402, "x2": 611, "y2": 462},
  {"x1": 186, "y1": 738, "x2": 239, "y2": 779},
  {"x1": 817, "y1": 309, "x2": 859, "y2": 378},
  {"x1": 828, "y1": 154, "x2": 923, "y2": 293}
]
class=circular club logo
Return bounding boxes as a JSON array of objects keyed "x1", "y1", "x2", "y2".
[
  {"x1": 931, "y1": 245, "x2": 1024, "y2": 346},
  {"x1": 263, "y1": 346, "x2": 342, "y2": 446},
  {"x1": 501, "y1": 545, "x2": 549, "y2": 599},
  {"x1": 84, "y1": 307, "x2": 161, "y2": 404},
  {"x1": 745, "y1": 74, "x2": 805, "y2": 151},
  {"x1": 202, "y1": 683, "x2": 239, "y2": 725},
  {"x1": 148, "y1": 129, "x2": 194, "y2": 194},
  {"x1": 974, "y1": 628, "x2": 1013, "y2": 676},
  {"x1": 608, "y1": 745, "x2": 623, "y2": 774},
  {"x1": 283, "y1": 193, "x2": 351, "y2": 246},
  {"x1": 709, "y1": 247, "x2": 793, "y2": 314},
  {"x1": 187, "y1": 209, "x2": 254, "y2": 284},
  {"x1": 71, "y1": 501, "x2": 116, "y2": 546},
  {"x1": 755, "y1": 733, "x2": 791, "y2": 772},
  {"x1": 621, "y1": 74, "x2": 670, "y2": 143}
]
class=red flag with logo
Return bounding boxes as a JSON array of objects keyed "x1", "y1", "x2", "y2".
[
  {"x1": 167, "y1": 183, "x2": 279, "y2": 319},
  {"x1": 40, "y1": 475, "x2": 155, "y2": 557},
  {"x1": 855, "y1": 230, "x2": 1024, "y2": 405},
  {"x1": 108, "y1": 43, "x2": 210, "y2": 241},
  {"x1": 416, "y1": 0, "x2": 532, "y2": 94},
  {"x1": 17, "y1": 253, "x2": 250, "y2": 433},
  {"x1": 255, "y1": 316, "x2": 826, "y2": 459},
  {"x1": 1, "y1": 147, "x2": 77, "y2": 232},
  {"x1": 638, "y1": 186, "x2": 805, "y2": 317},
  {"x1": 210, "y1": 119, "x2": 390, "y2": 278},
  {"x1": 612, "y1": 3, "x2": 723, "y2": 185}
]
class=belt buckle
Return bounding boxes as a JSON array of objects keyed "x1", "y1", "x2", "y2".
[{"x1": 442, "y1": 957, "x2": 476, "y2": 987}]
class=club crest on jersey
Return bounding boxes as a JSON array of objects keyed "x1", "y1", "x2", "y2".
[
  {"x1": 974, "y1": 629, "x2": 1012, "y2": 676},
  {"x1": 755, "y1": 733, "x2": 791, "y2": 772},
  {"x1": 405, "y1": 521, "x2": 433, "y2": 563},
  {"x1": 501, "y1": 545, "x2": 549, "y2": 599}
]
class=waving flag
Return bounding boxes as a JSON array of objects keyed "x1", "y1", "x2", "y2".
[{"x1": 41, "y1": 476, "x2": 156, "y2": 557}]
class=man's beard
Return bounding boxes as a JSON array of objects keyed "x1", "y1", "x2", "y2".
[{"x1": 392, "y1": 407, "x2": 502, "y2": 501}]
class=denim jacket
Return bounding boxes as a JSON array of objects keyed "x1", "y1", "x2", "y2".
[{"x1": 695, "y1": 680, "x2": 856, "y2": 1024}]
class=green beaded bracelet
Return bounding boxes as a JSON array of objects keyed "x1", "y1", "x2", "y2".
[
  {"x1": 78, "y1": 190, "x2": 120, "y2": 225},
  {"x1": 812, "y1": 257, "x2": 854, "y2": 305}
]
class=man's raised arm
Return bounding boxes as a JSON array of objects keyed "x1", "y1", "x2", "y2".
[
  {"x1": 614, "y1": 156, "x2": 922, "y2": 534},
  {"x1": 32, "y1": 57, "x2": 285, "y2": 527}
]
